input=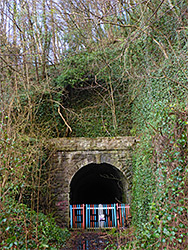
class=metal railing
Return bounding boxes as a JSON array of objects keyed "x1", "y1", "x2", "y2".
[{"x1": 70, "y1": 203, "x2": 130, "y2": 229}]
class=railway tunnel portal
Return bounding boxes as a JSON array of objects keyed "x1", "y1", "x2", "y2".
[{"x1": 48, "y1": 137, "x2": 137, "y2": 227}]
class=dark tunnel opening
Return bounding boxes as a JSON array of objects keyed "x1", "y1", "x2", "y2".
[{"x1": 70, "y1": 163, "x2": 126, "y2": 204}]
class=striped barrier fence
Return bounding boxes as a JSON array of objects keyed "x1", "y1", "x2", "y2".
[{"x1": 70, "y1": 203, "x2": 130, "y2": 229}]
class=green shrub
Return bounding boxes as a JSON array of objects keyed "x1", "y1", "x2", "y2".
[{"x1": 0, "y1": 198, "x2": 70, "y2": 249}]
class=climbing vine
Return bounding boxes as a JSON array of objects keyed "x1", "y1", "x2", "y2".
[{"x1": 129, "y1": 106, "x2": 188, "y2": 249}]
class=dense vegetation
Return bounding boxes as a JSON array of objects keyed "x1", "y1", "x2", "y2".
[{"x1": 0, "y1": 0, "x2": 187, "y2": 249}]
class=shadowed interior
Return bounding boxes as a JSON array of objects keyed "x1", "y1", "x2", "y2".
[{"x1": 70, "y1": 163, "x2": 126, "y2": 204}]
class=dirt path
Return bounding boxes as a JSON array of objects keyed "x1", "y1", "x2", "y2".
[{"x1": 63, "y1": 230, "x2": 115, "y2": 250}]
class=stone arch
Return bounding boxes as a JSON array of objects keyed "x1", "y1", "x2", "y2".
[
  {"x1": 68, "y1": 156, "x2": 132, "y2": 186},
  {"x1": 69, "y1": 162, "x2": 130, "y2": 205},
  {"x1": 48, "y1": 136, "x2": 137, "y2": 226}
]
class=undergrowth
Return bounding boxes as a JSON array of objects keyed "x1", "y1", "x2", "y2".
[
  {"x1": 0, "y1": 198, "x2": 70, "y2": 249},
  {"x1": 110, "y1": 106, "x2": 188, "y2": 250}
]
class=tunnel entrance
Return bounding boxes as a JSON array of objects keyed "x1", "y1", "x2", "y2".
[{"x1": 70, "y1": 163, "x2": 127, "y2": 205}]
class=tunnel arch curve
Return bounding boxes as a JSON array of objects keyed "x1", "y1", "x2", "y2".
[
  {"x1": 68, "y1": 156, "x2": 132, "y2": 188},
  {"x1": 69, "y1": 162, "x2": 129, "y2": 205},
  {"x1": 48, "y1": 136, "x2": 137, "y2": 226}
]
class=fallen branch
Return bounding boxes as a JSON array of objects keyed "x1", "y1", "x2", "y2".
[{"x1": 58, "y1": 106, "x2": 72, "y2": 133}]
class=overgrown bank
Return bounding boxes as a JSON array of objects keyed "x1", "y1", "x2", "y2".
[
  {"x1": 0, "y1": 127, "x2": 70, "y2": 249},
  {"x1": 127, "y1": 36, "x2": 188, "y2": 249},
  {"x1": 130, "y1": 105, "x2": 188, "y2": 249}
]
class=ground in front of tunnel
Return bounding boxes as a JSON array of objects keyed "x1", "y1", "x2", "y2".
[{"x1": 62, "y1": 230, "x2": 118, "y2": 250}]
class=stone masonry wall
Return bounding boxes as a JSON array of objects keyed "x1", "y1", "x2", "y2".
[{"x1": 47, "y1": 137, "x2": 137, "y2": 227}]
